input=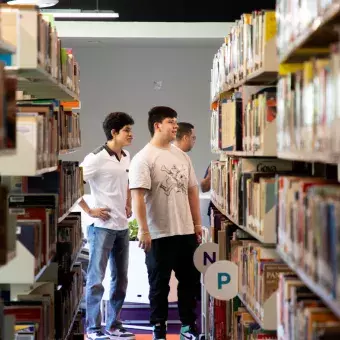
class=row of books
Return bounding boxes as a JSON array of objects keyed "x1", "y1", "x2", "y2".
[
  {"x1": 3, "y1": 192, "x2": 83, "y2": 278},
  {"x1": 210, "y1": 10, "x2": 276, "y2": 100},
  {"x1": 18, "y1": 100, "x2": 81, "y2": 164},
  {"x1": 0, "y1": 62, "x2": 16, "y2": 151},
  {"x1": 277, "y1": 52, "x2": 340, "y2": 161},
  {"x1": 243, "y1": 88, "x2": 277, "y2": 154},
  {"x1": 56, "y1": 213, "x2": 84, "y2": 282},
  {"x1": 233, "y1": 307, "x2": 277, "y2": 340},
  {"x1": 3, "y1": 160, "x2": 84, "y2": 219},
  {"x1": 55, "y1": 264, "x2": 83, "y2": 340},
  {"x1": 276, "y1": 0, "x2": 337, "y2": 60},
  {"x1": 278, "y1": 274, "x2": 340, "y2": 340},
  {"x1": 13, "y1": 161, "x2": 84, "y2": 218},
  {"x1": 232, "y1": 240, "x2": 293, "y2": 323},
  {"x1": 210, "y1": 87, "x2": 277, "y2": 155},
  {"x1": 0, "y1": 5, "x2": 80, "y2": 96},
  {"x1": 211, "y1": 158, "x2": 292, "y2": 239},
  {"x1": 277, "y1": 176, "x2": 340, "y2": 300},
  {"x1": 1, "y1": 263, "x2": 83, "y2": 340},
  {"x1": 0, "y1": 101, "x2": 81, "y2": 175},
  {"x1": 209, "y1": 205, "x2": 280, "y2": 336}
]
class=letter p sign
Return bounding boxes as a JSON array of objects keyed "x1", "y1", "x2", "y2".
[
  {"x1": 218, "y1": 273, "x2": 231, "y2": 289},
  {"x1": 205, "y1": 260, "x2": 238, "y2": 301}
]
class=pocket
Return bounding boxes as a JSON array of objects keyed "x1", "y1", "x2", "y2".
[{"x1": 87, "y1": 224, "x2": 95, "y2": 242}]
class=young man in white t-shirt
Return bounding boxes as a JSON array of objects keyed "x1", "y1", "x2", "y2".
[
  {"x1": 79, "y1": 112, "x2": 136, "y2": 340},
  {"x1": 129, "y1": 106, "x2": 202, "y2": 340}
]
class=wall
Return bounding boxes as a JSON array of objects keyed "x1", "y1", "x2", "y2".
[{"x1": 63, "y1": 45, "x2": 216, "y2": 190}]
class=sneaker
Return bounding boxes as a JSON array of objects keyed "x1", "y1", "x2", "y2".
[
  {"x1": 180, "y1": 324, "x2": 199, "y2": 340},
  {"x1": 105, "y1": 326, "x2": 136, "y2": 339},
  {"x1": 153, "y1": 323, "x2": 167, "y2": 340},
  {"x1": 86, "y1": 331, "x2": 110, "y2": 340}
]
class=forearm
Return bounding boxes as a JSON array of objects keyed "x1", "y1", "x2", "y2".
[
  {"x1": 126, "y1": 188, "x2": 132, "y2": 207},
  {"x1": 78, "y1": 198, "x2": 91, "y2": 215},
  {"x1": 131, "y1": 191, "x2": 149, "y2": 233},
  {"x1": 188, "y1": 186, "x2": 202, "y2": 227},
  {"x1": 200, "y1": 177, "x2": 211, "y2": 193}
]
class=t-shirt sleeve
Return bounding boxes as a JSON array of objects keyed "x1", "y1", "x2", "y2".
[
  {"x1": 80, "y1": 153, "x2": 100, "y2": 182},
  {"x1": 129, "y1": 155, "x2": 151, "y2": 190},
  {"x1": 188, "y1": 156, "x2": 198, "y2": 188}
]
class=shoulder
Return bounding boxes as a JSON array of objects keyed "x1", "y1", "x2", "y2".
[
  {"x1": 81, "y1": 146, "x2": 105, "y2": 165},
  {"x1": 131, "y1": 145, "x2": 151, "y2": 165},
  {"x1": 170, "y1": 144, "x2": 191, "y2": 163}
]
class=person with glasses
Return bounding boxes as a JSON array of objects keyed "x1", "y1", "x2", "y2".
[{"x1": 174, "y1": 122, "x2": 196, "y2": 153}]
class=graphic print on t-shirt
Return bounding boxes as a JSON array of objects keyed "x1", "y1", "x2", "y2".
[{"x1": 160, "y1": 164, "x2": 188, "y2": 196}]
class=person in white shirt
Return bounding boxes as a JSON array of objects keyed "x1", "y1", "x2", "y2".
[
  {"x1": 174, "y1": 122, "x2": 196, "y2": 153},
  {"x1": 79, "y1": 112, "x2": 136, "y2": 340},
  {"x1": 129, "y1": 106, "x2": 202, "y2": 340}
]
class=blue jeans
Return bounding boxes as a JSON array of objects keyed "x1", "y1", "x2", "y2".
[{"x1": 86, "y1": 225, "x2": 129, "y2": 333}]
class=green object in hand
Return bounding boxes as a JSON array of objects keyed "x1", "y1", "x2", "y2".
[{"x1": 128, "y1": 219, "x2": 139, "y2": 241}]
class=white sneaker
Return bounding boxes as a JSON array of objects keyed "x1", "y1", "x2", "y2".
[
  {"x1": 105, "y1": 327, "x2": 136, "y2": 339},
  {"x1": 86, "y1": 331, "x2": 110, "y2": 339}
]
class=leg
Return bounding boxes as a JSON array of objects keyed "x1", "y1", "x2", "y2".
[
  {"x1": 106, "y1": 229, "x2": 129, "y2": 330},
  {"x1": 173, "y1": 234, "x2": 200, "y2": 326},
  {"x1": 145, "y1": 237, "x2": 173, "y2": 325},
  {"x1": 86, "y1": 225, "x2": 115, "y2": 333}
]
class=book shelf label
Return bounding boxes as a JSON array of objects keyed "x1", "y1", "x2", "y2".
[
  {"x1": 193, "y1": 242, "x2": 219, "y2": 274},
  {"x1": 204, "y1": 260, "x2": 238, "y2": 301}
]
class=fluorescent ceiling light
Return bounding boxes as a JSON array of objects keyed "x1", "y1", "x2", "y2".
[
  {"x1": 7, "y1": 0, "x2": 58, "y2": 7},
  {"x1": 41, "y1": 9, "x2": 119, "y2": 18}
]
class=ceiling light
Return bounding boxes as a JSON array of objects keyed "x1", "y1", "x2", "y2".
[
  {"x1": 7, "y1": 0, "x2": 59, "y2": 8},
  {"x1": 41, "y1": 9, "x2": 119, "y2": 19}
]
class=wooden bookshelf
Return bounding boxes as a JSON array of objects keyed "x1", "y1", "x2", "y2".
[
  {"x1": 279, "y1": 2, "x2": 340, "y2": 63},
  {"x1": 277, "y1": 247, "x2": 340, "y2": 319},
  {"x1": 207, "y1": 2, "x2": 340, "y2": 338},
  {"x1": 0, "y1": 6, "x2": 84, "y2": 339}
]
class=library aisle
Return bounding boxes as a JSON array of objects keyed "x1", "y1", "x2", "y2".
[{"x1": 2, "y1": 0, "x2": 340, "y2": 340}]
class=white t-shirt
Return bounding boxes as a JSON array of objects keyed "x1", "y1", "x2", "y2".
[
  {"x1": 129, "y1": 143, "x2": 198, "y2": 239},
  {"x1": 80, "y1": 144, "x2": 130, "y2": 230}
]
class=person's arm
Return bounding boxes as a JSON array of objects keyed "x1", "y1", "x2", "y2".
[
  {"x1": 200, "y1": 165, "x2": 211, "y2": 193},
  {"x1": 129, "y1": 155, "x2": 152, "y2": 251},
  {"x1": 187, "y1": 157, "x2": 202, "y2": 242},
  {"x1": 188, "y1": 185, "x2": 202, "y2": 237},
  {"x1": 78, "y1": 198, "x2": 110, "y2": 221},
  {"x1": 126, "y1": 186, "x2": 132, "y2": 218},
  {"x1": 131, "y1": 189, "x2": 151, "y2": 251},
  {"x1": 79, "y1": 154, "x2": 110, "y2": 221}
]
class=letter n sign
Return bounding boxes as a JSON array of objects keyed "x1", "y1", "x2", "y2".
[
  {"x1": 203, "y1": 251, "x2": 216, "y2": 266},
  {"x1": 193, "y1": 242, "x2": 219, "y2": 274}
]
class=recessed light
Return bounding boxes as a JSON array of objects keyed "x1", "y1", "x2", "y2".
[{"x1": 7, "y1": 0, "x2": 59, "y2": 8}]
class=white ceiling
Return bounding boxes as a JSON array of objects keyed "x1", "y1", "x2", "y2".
[{"x1": 60, "y1": 37, "x2": 223, "y2": 48}]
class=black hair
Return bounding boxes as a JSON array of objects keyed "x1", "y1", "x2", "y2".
[
  {"x1": 103, "y1": 112, "x2": 134, "y2": 140},
  {"x1": 176, "y1": 122, "x2": 194, "y2": 140},
  {"x1": 148, "y1": 106, "x2": 177, "y2": 136}
]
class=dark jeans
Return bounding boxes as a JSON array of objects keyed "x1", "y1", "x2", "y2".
[{"x1": 145, "y1": 234, "x2": 200, "y2": 326}]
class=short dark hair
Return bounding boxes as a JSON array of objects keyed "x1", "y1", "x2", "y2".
[
  {"x1": 176, "y1": 122, "x2": 194, "y2": 140},
  {"x1": 148, "y1": 106, "x2": 177, "y2": 136},
  {"x1": 103, "y1": 112, "x2": 134, "y2": 140}
]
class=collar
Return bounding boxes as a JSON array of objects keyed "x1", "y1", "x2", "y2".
[{"x1": 104, "y1": 144, "x2": 126, "y2": 161}]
